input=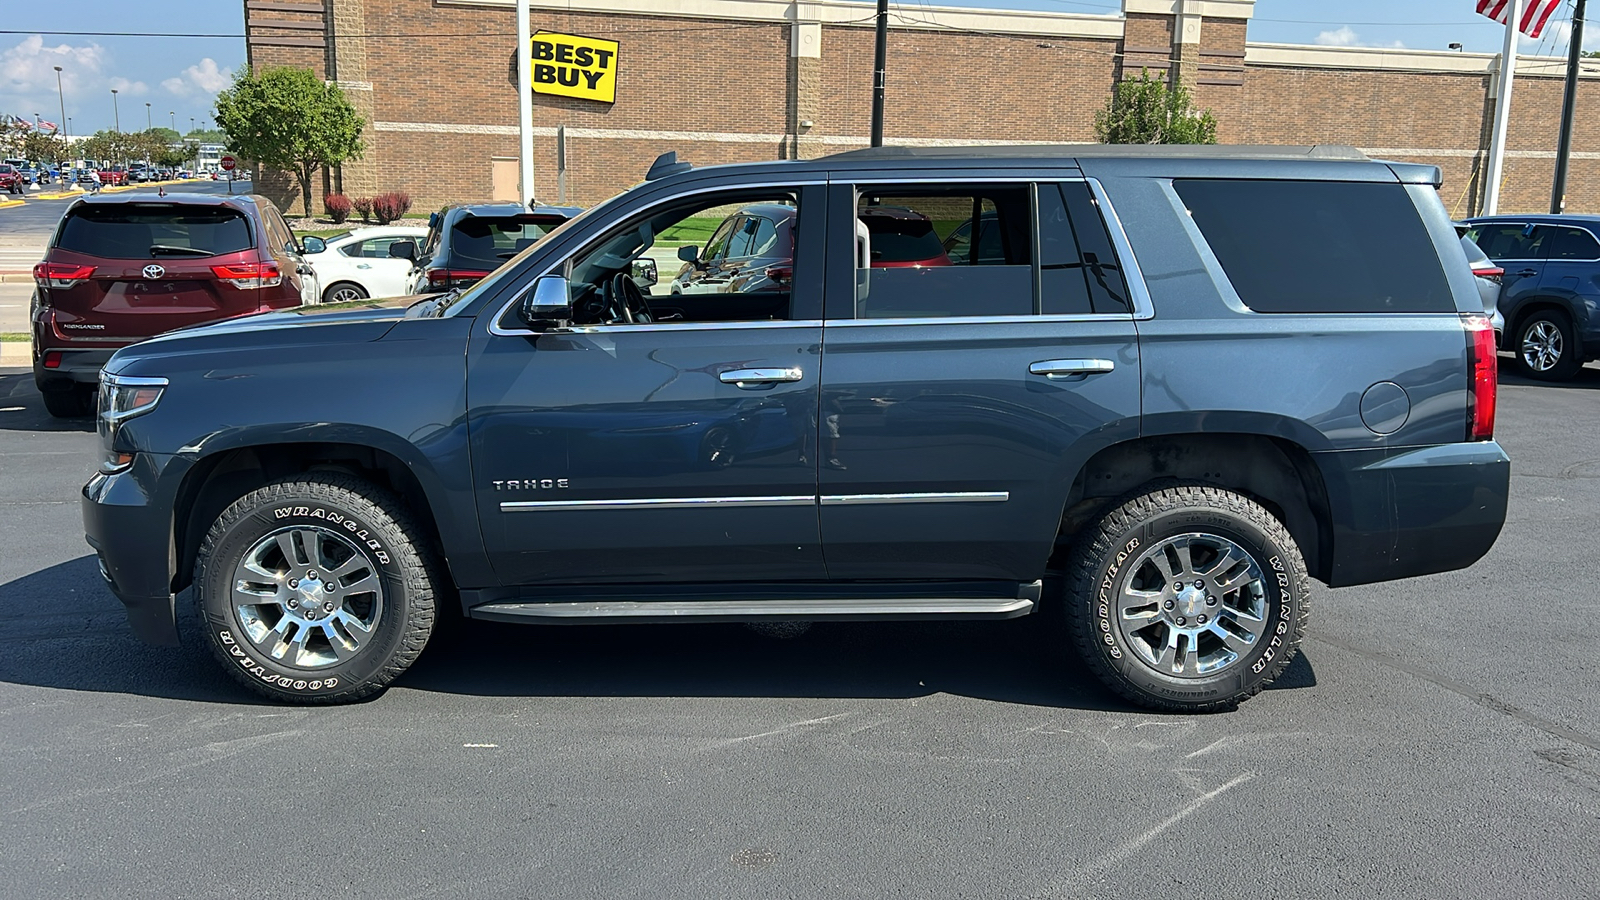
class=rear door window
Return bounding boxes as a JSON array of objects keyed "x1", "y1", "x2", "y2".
[
  {"x1": 56, "y1": 206, "x2": 254, "y2": 258},
  {"x1": 1173, "y1": 179, "x2": 1454, "y2": 313},
  {"x1": 1544, "y1": 226, "x2": 1600, "y2": 261},
  {"x1": 1471, "y1": 222, "x2": 1544, "y2": 260}
]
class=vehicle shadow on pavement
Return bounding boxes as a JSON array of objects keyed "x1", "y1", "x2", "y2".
[
  {"x1": 0, "y1": 556, "x2": 253, "y2": 704},
  {"x1": 1496, "y1": 356, "x2": 1600, "y2": 389},
  {"x1": 0, "y1": 371, "x2": 95, "y2": 433},
  {"x1": 399, "y1": 614, "x2": 1318, "y2": 711}
]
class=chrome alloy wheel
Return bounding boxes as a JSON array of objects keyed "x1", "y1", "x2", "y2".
[
  {"x1": 231, "y1": 526, "x2": 384, "y2": 669},
  {"x1": 1521, "y1": 320, "x2": 1564, "y2": 373},
  {"x1": 1114, "y1": 533, "x2": 1269, "y2": 678},
  {"x1": 327, "y1": 285, "x2": 365, "y2": 303}
]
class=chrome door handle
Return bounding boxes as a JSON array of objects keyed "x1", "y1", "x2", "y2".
[
  {"x1": 1029, "y1": 358, "x2": 1115, "y2": 379},
  {"x1": 356, "y1": 263, "x2": 372, "y2": 269},
  {"x1": 1514, "y1": 269, "x2": 1539, "y2": 277},
  {"x1": 719, "y1": 367, "x2": 803, "y2": 387}
]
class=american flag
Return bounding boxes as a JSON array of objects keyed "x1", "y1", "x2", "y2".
[
  {"x1": 1477, "y1": 0, "x2": 1564, "y2": 39},
  {"x1": 37, "y1": 119, "x2": 58, "y2": 132}
]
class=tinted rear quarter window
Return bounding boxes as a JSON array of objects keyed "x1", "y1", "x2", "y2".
[
  {"x1": 449, "y1": 215, "x2": 567, "y2": 268},
  {"x1": 1174, "y1": 179, "x2": 1454, "y2": 313},
  {"x1": 56, "y1": 206, "x2": 253, "y2": 258}
]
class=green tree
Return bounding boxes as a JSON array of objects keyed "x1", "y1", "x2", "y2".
[
  {"x1": 78, "y1": 129, "x2": 145, "y2": 165},
  {"x1": 213, "y1": 66, "x2": 365, "y2": 215},
  {"x1": 184, "y1": 127, "x2": 226, "y2": 143},
  {"x1": 154, "y1": 144, "x2": 191, "y2": 169},
  {"x1": 0, "y1": 128, "x2": 67, "y2": 163},
  {"x1": 148, "y1": 126, "x2": 181, "y2": 144},
  {"x1": 1093, "y1": 69, "x2": 1218, "y2": 145}
]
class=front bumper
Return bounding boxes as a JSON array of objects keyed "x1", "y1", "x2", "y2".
[
  {"x1": 82, "y1": 455, "x2": 180, "y2": 646},
  {"x1": 1316, "y1": 441, "x2": 1510, "y2": 588}
]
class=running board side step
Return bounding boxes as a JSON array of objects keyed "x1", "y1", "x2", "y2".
[{"x1": 469, "y1": 590, "x2": 1039, "y2": 625}]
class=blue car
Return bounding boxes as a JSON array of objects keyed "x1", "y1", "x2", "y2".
[{"x1": 1463, "y1": 215, "x2": 1600, "y2": 380}]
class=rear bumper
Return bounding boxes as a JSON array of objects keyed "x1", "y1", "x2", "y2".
[
  {"x1": 1315, "y1": 442, "x2": 1509, "y2": 588},
  {"x1": 82, "y1": 454, "x2": 181, "y2": 646},
  {"x1": 34, "y1": 347, "x2": 118, "y2": 387}
]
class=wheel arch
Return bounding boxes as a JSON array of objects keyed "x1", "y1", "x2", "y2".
[
  {"x1": 321, "y1": 280, "x2": 369, "y2": 303},
  {"x1": 1505, "y1": 297, "x2": 1578, "y2": 345},
  {"x1": 170, "y1": 434, "x2": 450, "y2": 596},
  {"x1": 1054, "y1": 432, "x2": 1333, "y2": 583}
]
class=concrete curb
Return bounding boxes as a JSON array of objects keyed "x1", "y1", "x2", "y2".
[
  {"x1": 0, "y1": 198, "x2": 24, "y2": 210},
  {"x1": 0, "y1": 273, "x2": 36, "y2": 283},
  {"x1": 0, "y1": 342, "x2": 31, "y2": 366}
]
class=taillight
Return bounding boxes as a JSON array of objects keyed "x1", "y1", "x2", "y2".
[
  {"x1": 43, "y1": 350, "x2": 62, "y2": 369},
  {"x1": 426, "y1": 268, "x2": 489, "y2": 290},
  {"x1": 33, "y1": 262, "x2": 96, "y2": 289},
  {"x1": 1465, "y1": 315, "x2": 1497, "y2": 441},
  {"x1": 210, "y1": 262, "x2": 283, "y2": 289},
  {"x1": 764, "y1": 265, "x2": 793, "y2": 286},
  {"x1": 1472, "y1": 265, "x2": 1504, "y2": 284}
]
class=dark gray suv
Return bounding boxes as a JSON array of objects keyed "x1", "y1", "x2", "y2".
[{"x1": 82, "y1": 145, "x2": 1508, "y2": 712}]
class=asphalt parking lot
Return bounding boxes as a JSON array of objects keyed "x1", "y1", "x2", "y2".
[{"x1": 1, "y1": 359, "x2": 1597, "y2": 899}]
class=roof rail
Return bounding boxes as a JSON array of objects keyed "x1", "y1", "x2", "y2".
[{"x1": 646, "y1": 151, "x2": 692, "y2": 180}]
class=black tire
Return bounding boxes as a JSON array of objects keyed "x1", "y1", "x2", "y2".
[
  {"x1": 1514, "y1": 308, "x2": 1583, "y2": 381},
  {"x1": 193, "y1": 473, "x2": 439, "y2": 704},
  {"x1": 322, "y1": 281, "x2": 369, "y2": 304},
  {"x1": 40, "y1": 384, "x2": 93, "y2": 418},
  {"x1": 1063, "y1": 483, "x2": 1310, "y2": 713}
]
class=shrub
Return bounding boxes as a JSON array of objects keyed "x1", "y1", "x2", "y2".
[
  {"x1": 372, "y1": 191, "x2": 412, "y2": 225},
  {"x1": 324, "y1": 193, "x2": 352, "y2": 224},
  {"x1": 351, "y1": 196, "x2": 373, "y2": 223}
]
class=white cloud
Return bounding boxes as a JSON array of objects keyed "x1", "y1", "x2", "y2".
[
  {"x1": 1315, "y1": 26, "x2": 1405, "y2": 50},
  {"x1": 1316, "y1": 26, "x2": 1359, "y2": 47},
  {"x1": 162, "y1": 58, "x2": 231, "y2": 97},
  {"x1": 1, "y1": 34, "x2": 107, "y2": 96},
  {"x1": 107, "y1": 76, "x2": 148, "y2": 96}
]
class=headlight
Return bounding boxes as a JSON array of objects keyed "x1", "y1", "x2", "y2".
[{"x1": 97, "y1": 373, "x2": 167, "y2": 472}]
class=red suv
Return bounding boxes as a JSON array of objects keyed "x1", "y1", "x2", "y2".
[{"x1": 32, "y1": 193, "x2": 317, "y2": 417}]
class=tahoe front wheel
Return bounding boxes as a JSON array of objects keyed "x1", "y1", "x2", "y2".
[
  {"x1": 193, "y1": 473, "x2": 438, "y2": 703},
  {"x1": 1064, "y1": 483, "x2": 1309, "y2": 713}
]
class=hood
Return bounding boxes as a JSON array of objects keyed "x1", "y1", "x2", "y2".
[{"x1": 104, "y1": 295, "x2": 435, "y2": 375}]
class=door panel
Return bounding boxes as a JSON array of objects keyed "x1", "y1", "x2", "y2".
[
  {"x1": 816, "y1": 178, "x2": 1141, "y2": 582},
  {"x1": 468, "y1": 323, "x2": 823, "y2": 585}
]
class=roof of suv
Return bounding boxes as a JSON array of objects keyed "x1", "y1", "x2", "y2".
[
  {"x1": 443, "y1": 202, "x2": 584, "y2": 219},
  {"x1": 68, "y1": 192, "x2": 265, "y2": 210},
  {"x1": 825, "y1": 144, "x2": 1369, "y2": 162},
  {"x1": 1465, "y1": 213, "x2": 1600, "y2": 226}
]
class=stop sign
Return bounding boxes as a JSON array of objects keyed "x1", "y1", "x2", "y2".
[{"x1": 220, "y1": 156, "x2": 236, "y2": 172}]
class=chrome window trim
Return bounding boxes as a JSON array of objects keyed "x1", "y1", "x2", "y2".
[
  {"x1": 1084, "y1": 177, "x2": 1156, "y2": 320},
  {"x1": 489, "y1": 179, "x2": 827, "y2": 337},
  {"x1": 501, "y1": 495, "x2": 814, "y2": 512},
  {"x1": 819, "y1": 491, "x2": 1009, "y2": 506},
  {"x1": 827, "y1": 313, "x2": 1131, "y2": 328},
  {"x1": 512, "y1": 319, "x2": 823, "y2": 336}
]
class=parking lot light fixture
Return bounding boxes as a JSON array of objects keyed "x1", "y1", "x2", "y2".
[
  {"x1": 111, "y1": 89, "x2": 119, "y2": 132},
  {"x1": 145, "y1": 102, "x2": 151, "y2": 132},
  {"x1": 54, "y1": 66, "x2": 67, "y2": 138}
]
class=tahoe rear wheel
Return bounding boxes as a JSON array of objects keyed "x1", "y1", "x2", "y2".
[
  {"x1": 1516, "y1": 309, "x2": 1582, "y2": 380},
  {"x1": 193, "y1": 473, "x2": 437, "y2": 703},
  {"x1": 1064, "y1": 483, "x2": 1309, "y2": 713}
]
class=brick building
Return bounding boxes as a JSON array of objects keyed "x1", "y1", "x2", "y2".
[{"x1": 243, "y1": 0, "x2": 1600, "y2": 217}]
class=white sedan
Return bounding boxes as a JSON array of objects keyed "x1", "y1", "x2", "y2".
[{"x1": 303, "y1": 226, "x2": 429, "y2": 303}]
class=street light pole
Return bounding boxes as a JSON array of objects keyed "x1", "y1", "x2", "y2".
[
  {"x1": 516, "y1": 0, "x2": 534, "y2": 207},
  {"x1": 1552, "y1": 0, "x2": 1587, "y2": 214},
  {"x1": 53, "y1": 66, "x2": 66, "y2": 138},
  {"x1": 111, "y1": 89, "x2": 120, "y2": 132},
  {"x1": 144, "y1": 102, "x2": 151, "y2": 131},
  {"x1": 870, "y1": 0, "x2": 888, "y2": 147}
]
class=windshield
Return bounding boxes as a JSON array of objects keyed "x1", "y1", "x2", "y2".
[
  {"x1": 439, "y1": 189, "x2": 631, "y2": 317},
  {"x1": 447, "y1": 214, "x2": 570, "y2": 269}
]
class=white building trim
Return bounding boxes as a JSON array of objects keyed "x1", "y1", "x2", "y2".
[
  {"x1": 442, "y1": 0, "x2": 1125, "y2": 39},
  {"x1": 1246, "y1": 42, "x2": 1600, "y2": 78}
]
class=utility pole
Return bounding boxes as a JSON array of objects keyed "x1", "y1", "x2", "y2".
[
  {"x1": 1552, "y1": 0, "x2": 1586, "y2": 214},
  {"x1": 516, "y1": 0, "x2": 535, "y2": 207},
  {"x1": 53, "y1": 66, "x2": 66, "y2": 138},
  {"x1": 1483, "y1": 0, "x2": 1523, "y2": 215},
  {"x1": 870, "y1": 0, "x2": 888, "y2": 147}
]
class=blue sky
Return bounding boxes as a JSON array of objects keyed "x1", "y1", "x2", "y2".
[{"x1": 1, "y1": 0, "x2": 1591, "y2": 136}]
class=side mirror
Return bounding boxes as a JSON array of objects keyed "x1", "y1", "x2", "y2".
[
  {"x1": 428, "y1": 212, "x2": 441, "y2": 229},
  {"x1": 388, "y1": 240, "x2": 417, "y2": 261},
  {"x1": 631, "y1": 258, "x2": 658, "y2": 289},
  {"x1": 519, "y1": 275, "x2": 572, "y2": 327},
  {"x1": 677, "y1": 245, "x2": 700, "y2": 264},
  {"x1": 300, "y1": 235, "x2": 326, "y2": 254}
]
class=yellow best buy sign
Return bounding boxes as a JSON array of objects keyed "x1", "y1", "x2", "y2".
[{"x1": 531, "y1": 32, "x2": 619, "y2": 104}]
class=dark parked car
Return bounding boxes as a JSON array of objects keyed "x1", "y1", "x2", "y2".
[
  {"x1": 83, "y1": 145, "x2": 1507, "y2": 712},
  {"x1": 32, "y1": 192, "x2": 318, "y2": 417},
  {"x1": 403, "y1": 202, "x2": 582, "y2": 294},
  {"x1": 1463, "y1": 214, "x2": 1600, "y2": 379}
]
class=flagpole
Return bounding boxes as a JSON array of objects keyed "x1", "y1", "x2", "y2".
[
  {"x1": 1552, "y1": 0, "x2": 1586, "y2": 213},
  {"x1": 1483, "y1": 0, "x2": 1524, "y2": 215}
]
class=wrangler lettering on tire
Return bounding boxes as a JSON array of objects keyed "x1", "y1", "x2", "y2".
[
  {"x1": 1064, "y1": 483, "x2": 1310, "y2": 713},
  {"x1": 193, "y1": 473, "x2": 438, "y2": 704}
]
